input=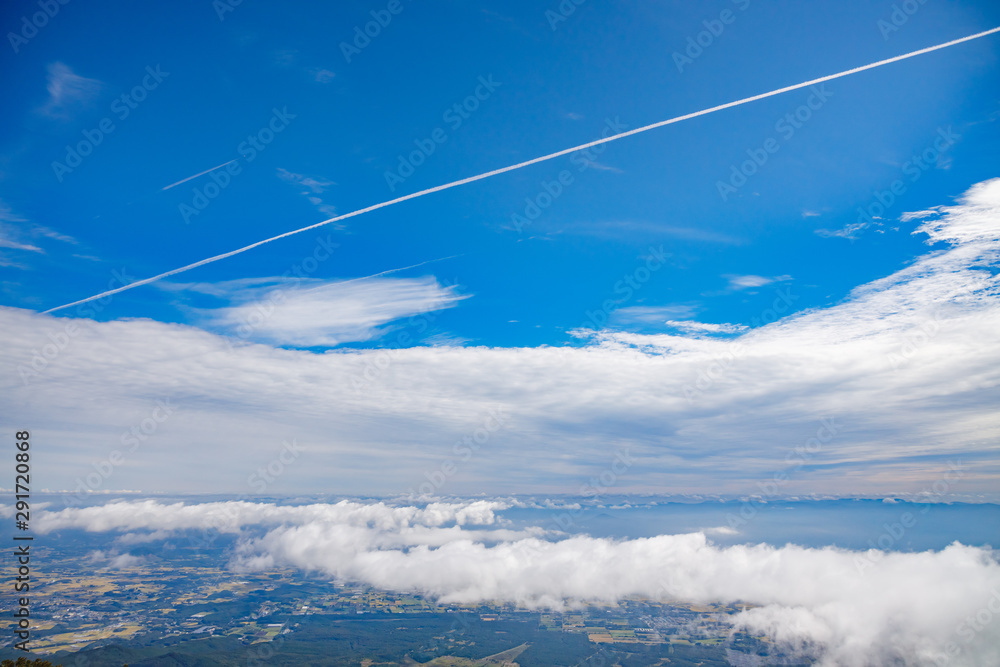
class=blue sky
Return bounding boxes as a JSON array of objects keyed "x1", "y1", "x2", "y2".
[{"x1": 1, "y1": 1, "x2": 999, "y2": 497}]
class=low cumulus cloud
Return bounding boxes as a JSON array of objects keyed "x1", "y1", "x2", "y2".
[
  {"x1": 87, "y1": 549, "x2": 147, "y2": 569},
  {"x1": 37, "y1": 499, "x2": 511, "y2": 535},
  {"x1": 36, "y1": 499, "x2": 1000, "y2": 667}
]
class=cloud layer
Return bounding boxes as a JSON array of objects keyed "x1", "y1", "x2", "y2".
[
  {"x1": 2, "y1": 179, "x2": 999, "y2": 497},
  {"x1": 36, "y1": 499, "x2": 1000, "y2": 667}
]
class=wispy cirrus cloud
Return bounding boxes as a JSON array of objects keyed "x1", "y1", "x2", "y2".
[
  {"x1": 312, "y1": 68, "x2": 336, "y2": 83},
  {"x1": 0, "y1": 200, "x2": 39, "y2": 256},
  {"x1": 38, "y1": 62, "x2": 102, "y2": 119},
  {"x1": 33, "y1": 226, "x2": 77, "y2": 244},
  {"x1": 277, "y1": 167, "x2": 338, "y2": 219},
  {"x1": 611, "y1": 304, "x2": 699, "y2": 325},
  {"x1": 564, "y1": 219, "x2": 742, "y2": 245},
  {"x1": 816, "y1": 223, "x2": 871, "y2": 239},
  {"x1": 663, "y1": 320, "x2": 747, "y2": 335},
  {"x1": 0, "y1": 199, "x2": 76, "y2": 266},
  {"x1": 196, "y1": 276, "x2": 468, "y2": 347},
  {"x1": 723, "y1": 273, "x2": 793, "y2": 290},
  {"x1": 0, "y1": 233, "x2": 42, "y2": 254}
]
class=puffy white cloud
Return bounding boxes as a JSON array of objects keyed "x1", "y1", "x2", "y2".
[
  {"x1": 911, "y1": 178, "x2": 1000, "y2": 246},
  {"x1": 37, "y1": 499, "x2": 511, "y2": 535},
  {"x1": 88, "y1": 550, "x2": 146, "y2": 569},
  {"x1": 36, "y1": 499, "x2": 1000, "y2": 667}
]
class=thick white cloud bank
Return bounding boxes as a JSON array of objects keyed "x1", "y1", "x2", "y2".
[
  {"x1": 37, "y1": 499, "x2": 1000, "y2": 667},
  {"x1": 2, "y1": 179, "x2": 999, "y2": 497}
]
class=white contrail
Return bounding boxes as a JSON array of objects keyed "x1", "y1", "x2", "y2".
[
  {"x1": 42, "y1": 26, "x2": 1000, "y2": 315},
  {"x1": 248, "y1": 253, "x2": 465, "y2": 296},
  {"x1": 323, "y1": 253, "x2": 465, "y2": 287},
  {"x1": 161, "y1": 159, "x2": 239, "y2": 191}
]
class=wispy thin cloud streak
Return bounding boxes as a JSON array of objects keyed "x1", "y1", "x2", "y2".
[{"x1": 161, "y1": 159, "x2": 240, "y2": 191}]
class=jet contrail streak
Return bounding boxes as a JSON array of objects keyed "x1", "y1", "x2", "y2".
[
  {"x1": 43, "y1": 26, "x2": 1000, "y2": 315},
  {"x1": 322, "y1": 253, "x2": 465, "y2": 288},
  {"x1": 161, "y1": 159, "x2": 239, "y2": 191},
  {"x1": 244, "y1": 253, "x2": 466, "y2": 297}
]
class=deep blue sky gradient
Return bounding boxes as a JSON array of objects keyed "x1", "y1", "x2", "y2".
[{"x1": 1, "y1": 0, "x2": 998, "y2": 348}]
